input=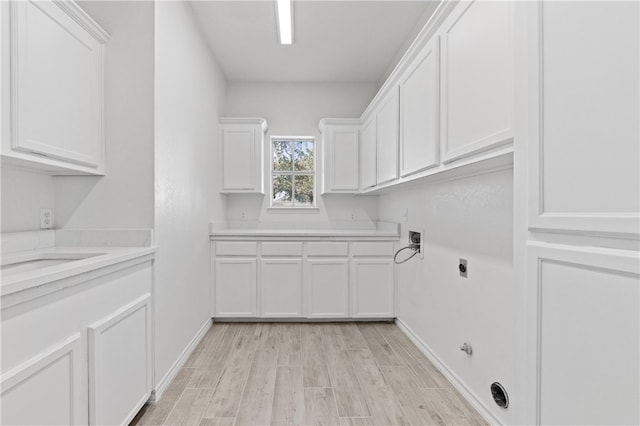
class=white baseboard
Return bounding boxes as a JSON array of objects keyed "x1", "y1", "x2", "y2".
[
  {"x1": 395, "y1": 318, "x2": 502, "y2": 425},
  {"x1": 150, "y1": 318, "x2": 212, "y2": 403}
]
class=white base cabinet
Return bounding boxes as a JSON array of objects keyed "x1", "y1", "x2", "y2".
[
  {"x1": 306, "y1": 259, "x2": 350, "y2": 318},
  {"x1": 351, "y1": 259, "x2": 394, "y2": 318},
  {"x1": 212, "y1": 239, "x2": 396, "y2": 320},
  {"x1": 215, "y1": 258, "x2": 257, "y2": 317},
  {"x1": 1, "y1": 258, "x2": 153, "y2": 426},
  {"x1": 261, "y1": 259, "x2": 303, "y2": 317}
]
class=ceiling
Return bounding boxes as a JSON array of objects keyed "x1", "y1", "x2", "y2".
[{"x1": 189, "y1": 1, "x2": 440, "y2": 83}]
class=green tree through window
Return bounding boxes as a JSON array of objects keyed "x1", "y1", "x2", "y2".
[{"x1": 272, "y1": 138, "x2": 315, "y2": 207}]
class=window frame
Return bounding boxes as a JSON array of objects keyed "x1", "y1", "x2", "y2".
[{"x1": 269, "y1": 136, "x2": 317, "y2": 209}]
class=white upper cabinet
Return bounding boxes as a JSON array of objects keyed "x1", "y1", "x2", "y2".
[
  {"x1": 375, "y1": 88, "x2": 400, "y2": 185},
  {"x1": 527, "y1": 1, "x2": 639, "y2": 237},
  {"x1": 360, "y1": 115, "x2": 377, "y2": 190},
  {"x1": 219, "y1": 117, "x2": 267, "y2": 194},
  {"x1": 320, "y1": 118, "x2": 360, "y2": 194},
  {"x1": 1, "y1": 0, "x2": 109, "y2": 174},
  {"x1": 440, "y1": 0, "x2": 513, "y2": 164},
  {"x1": 399, "y1": 37, "x2": 440, "y2": 178}
]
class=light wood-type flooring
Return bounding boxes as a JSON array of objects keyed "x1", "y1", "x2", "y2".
[{"x1": 131, "y1": 322, "x2": 487, "y2": 426}]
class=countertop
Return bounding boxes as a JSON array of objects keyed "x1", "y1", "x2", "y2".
[
  {"x1": 209, "y1": 221, "x2": 400, "y2": 240},
  {"x1": 1, "y1": 246, "x2": 156, "y2": 298}
]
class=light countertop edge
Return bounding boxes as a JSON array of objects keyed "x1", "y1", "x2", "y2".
[{"x1": 1, "y1": 246, "x2": 156, "y2": 300}]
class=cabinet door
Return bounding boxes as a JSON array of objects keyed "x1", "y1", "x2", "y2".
[
  {"x1": 261, "y1": 258, "x2": 303, "y2": 317},
  {"x1": 88, "y1": 295, "x2": 152, "y2": 426},
  {"x1": 306, "y1": 259, "x2": 349, "y2": 318},
  {"x1": 400, "y1": 38, "x2": 440, "y2": 177},
  {"x1": 221, "y1": 125, "x2": 263, "y2": 193},
  {"x1": 352, "y1": 259, "x2": 394, "y2": 318},
  {"x1": 323, "y1": 126, "x2": 359, "y2": 193},
  {"x1": 440, "y1": 0, "x2": 513, "y2": 164},
  {"x1": 360, "y1": 117, "x2": 377, "y2": 190},
  {"x1": 215, "y1": 258, "x2": 257, "y2": 317},
  {"x1": 527, "y1": 243, "x2": 639, "y2": 425},
  {"x1": 0, "y1": 334, "x2": 85, "y2": 425},
  {"x1": 527, "y1": 1, "x2": 639, "y2": 237},
  {"x1": 9, "y1": 1, "x2": 108, "y2": 174},
  {"x1": 376, "y1": 88, "x2": 399, "y2": 185}
]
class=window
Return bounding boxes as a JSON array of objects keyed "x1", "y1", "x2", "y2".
[{"x1": 271, "y1": 137, "x2": 315, "y2": 207}]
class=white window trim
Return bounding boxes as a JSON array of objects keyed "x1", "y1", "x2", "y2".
[{"x1": 270, "y1": 136, "x2": 317, "y2": 208}]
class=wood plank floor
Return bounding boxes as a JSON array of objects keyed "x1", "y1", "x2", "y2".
[{"x1": 131, "y1": 322, "x2": 487, "y2": 426}]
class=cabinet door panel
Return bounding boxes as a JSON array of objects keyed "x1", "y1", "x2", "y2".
[
  {"x1": 306, "y1": 259, "x2": 349, "y2": 318},
  {"x1": 215, "y1": 258, "x2": 257, "y2": 317},
  {"x1": 441, "y1": 0, "x2": 513, "y2": 163},
  {"x1": 360, "y1": 117, "x2": 377, "y2": 189},
  {"x1": 400, "y1": 38, "x2": 439, "y2": 177},
  {"x1": 527, "y1": 243, "x2": 640, "y2": 425},
  {"x1": 376, "y1": 89, "x2": 399, "y2": 185},
  {"x1": 327, "y1": 128, "x2": 359, "y2": 191},
  {"x1": 352, "y1": 259, "x2": 394, "y2": 318},
  {"x1": 10, "y1": 1, "x2": 107, "y2": 172},
  {"x1": 222, "y1": 128, "x2": 257, "y2": 191},
  {"x1": 261, "y1": 259, "x2": 303, "y2": 317},
  {"x1": 0, "y1": 334, "x2": 84, "y2": 425},
  {"x1": 528, "y1": 1, "x2": 639, "y2": 236},
  {"x1": 88, "y1": 295, "x2": 152, "y2": 426}
]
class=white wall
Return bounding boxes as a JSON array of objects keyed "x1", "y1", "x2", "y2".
[
  {"x1": 1, "y1": 167, "x2": 55, "y2": 232},
  {"x1": 154, "y1": 0, "x2": 227, "y2": 390},
  {"x1": 53, "y1": 1, "x2": 155, "y2": 229},
  {"x1": 378, "y1": 169, "x2": 518, "y2": 425},
  {"x1": 225, "y1": 82, "x2": 379, "y2": 225}
]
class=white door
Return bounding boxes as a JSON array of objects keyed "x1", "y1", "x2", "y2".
[
  {"x1": 400, "y1": 37, "x2": 440, "y2": 177},
  {"x1": 376, "y1": 88, "x2": 399, "y2": 185},
  {"x1": 325, "y1": 127, "x2": 359, "y2": 192},
  {"x1": 352, "y1": 259, "x2": 394, "y2": 318},
  {"x1": 527, "y1": 243, "x2": 639, "y2": 425},
  {"x1": 221, "y1": 126, "x2": 259, "y2": 192},
  {"x1": 261, "y1": 258, "x2": 303, "y2": 317},
  {"x1": 215, "y1": 258, "x2": 257, "y2": 317},
  {"x1": 306, "y1": 259, "x2": 349, "y2": 318}
]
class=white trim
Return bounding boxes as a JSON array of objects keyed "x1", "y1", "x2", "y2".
[
  {"x1": 395, "y1": 319, "x2": 502, "y2": 426},
  {"x1": 151, "y1": 317, "x2": 212, "y2": 403}
]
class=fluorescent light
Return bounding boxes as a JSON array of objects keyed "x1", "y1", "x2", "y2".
[{"x1": 276, "y1": 0, "x2": 293, "y2": 45}]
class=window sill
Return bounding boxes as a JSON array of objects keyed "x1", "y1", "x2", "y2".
[{"x1": 267, "y1": 207, "x2": 320, "y2": 213}]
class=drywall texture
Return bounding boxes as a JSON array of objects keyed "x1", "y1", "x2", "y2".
[
  {"x1": 154, "y1": 0, "x2": 227, "y2": 389},
  {"x1": 53, "y1": 1, "x2": 155, "y2": 229},
  {"x1": 1, "y1": 167, "x2": 56, "y2": 232},
  {"x1": 225, "y1": 82, "x2": 379, "y2": 224},
  {"x1": 378, "y1": 169, "x2": 519, "y2": 424}
]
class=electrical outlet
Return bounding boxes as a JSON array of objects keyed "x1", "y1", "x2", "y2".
[
  {"x1": 402, "y1": 208, "x2": 409, "y2": 222},
  {"x1": 240, "y1": 211, "x2": 247, "y2": 221},
  {"x1": 350, "y1": 212, "x2": 356, "y2": 221},
  {"x1": 40, "y1": 208, "x2": 53, "y2": 229},
  {"x1": 459, "y1": 258, "x2": 468, "y2": 278}
]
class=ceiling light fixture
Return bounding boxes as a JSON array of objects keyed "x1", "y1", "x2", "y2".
[{"x1": 275, "y1": 0, "x2": 294, "y2": 45}]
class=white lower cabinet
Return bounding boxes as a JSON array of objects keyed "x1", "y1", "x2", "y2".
[
  {"x1": 306, "y1": 259, "x2": 350, "y2": 318},
  {"x1": 212, "y1": 239, "x2": 396, "y2": 319},
  {"x1": 260, "y1": 258, "x2": 303, "y2": 317},
  {"x1": 1, "y1": 258, "x2": 153, "y2": 426},
  {"x1": 215, "y1": 258, "x2": 257, "y2": 317},
  {"x1": 88, "y1": 295, "x2": 152, "y2": 426},
  {"x1": 351, "y1": 259, "x2": 395, "y2": 318}
]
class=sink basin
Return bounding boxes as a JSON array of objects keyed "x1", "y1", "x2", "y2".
[{"x1": 1, "y1": 253, "x2": 106, "y2": 275}]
